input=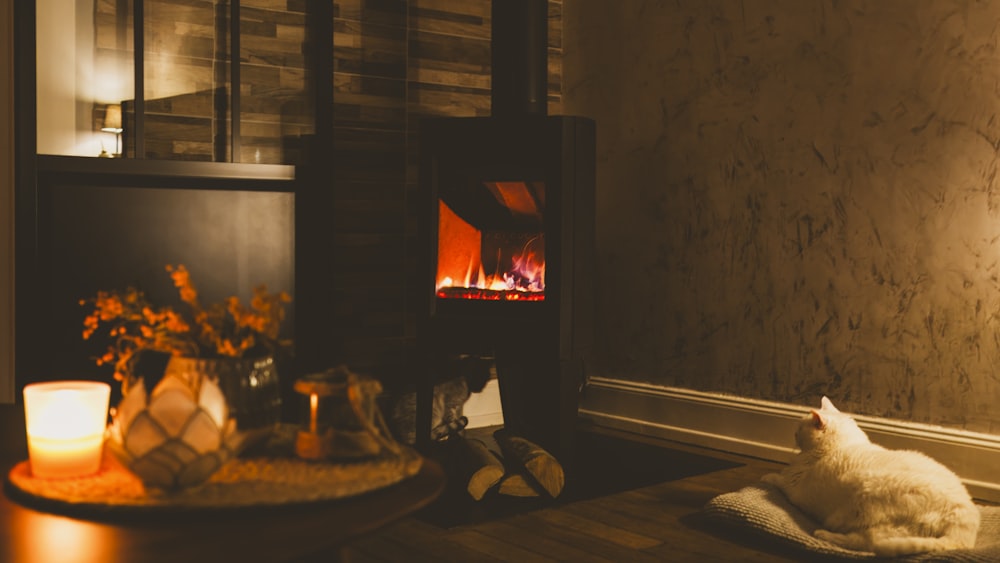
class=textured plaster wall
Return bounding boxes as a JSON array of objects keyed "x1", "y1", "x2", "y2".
[{"x1": 563, "y1": 0, "x2": 1000, "y2": 432}]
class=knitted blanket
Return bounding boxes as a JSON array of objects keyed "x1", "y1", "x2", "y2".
[{"x1": 700, "y1": 482, "x2": 1000, "y2": 562}]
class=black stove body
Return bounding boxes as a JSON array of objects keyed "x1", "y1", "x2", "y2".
[{"x1": 416, "y1": 0, "x2": 595, "y2": 463}]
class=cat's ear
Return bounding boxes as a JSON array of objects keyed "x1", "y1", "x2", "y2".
[
  {"x1": 810, "y1": 410, "x2": 827, "y2": 429},
  {"x1": 820, "y1": 396, "x2": 839, "y2": 412}
]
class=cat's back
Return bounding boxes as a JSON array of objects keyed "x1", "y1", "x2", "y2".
[{"x1": 825, "y1": 442, "x2": 971, "y2": 499}]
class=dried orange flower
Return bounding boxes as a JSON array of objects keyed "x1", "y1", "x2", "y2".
[{"x1": 81, "y1": 264, "x2": 293, "y2": 382}]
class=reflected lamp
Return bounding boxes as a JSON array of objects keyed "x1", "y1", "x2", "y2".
[{"x1": 101, "y1": 103, "x2": 123, "y2": 157}]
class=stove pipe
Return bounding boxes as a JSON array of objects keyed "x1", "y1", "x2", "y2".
[{"x1": 491, "y1": 0, "x2": 548, "y2": 117}]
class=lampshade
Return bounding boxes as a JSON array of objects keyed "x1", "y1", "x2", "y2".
[{"x1": 101, "y1": 104, "x2": 123, "y2": 133}]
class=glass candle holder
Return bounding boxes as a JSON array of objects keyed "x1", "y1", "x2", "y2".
[
  {"x1": 23, "y1": 381, "x2": 111, "y2": 478},
  {"x1": 293, "y1": 366, "x2": 398, "y2": 461}
]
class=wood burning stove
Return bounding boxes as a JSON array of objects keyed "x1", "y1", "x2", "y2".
[{"x1": 416, "y1": 0, "x2": 595, "y2": 464}]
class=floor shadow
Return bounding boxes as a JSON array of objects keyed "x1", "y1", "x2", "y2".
[{"x1": 416, "y1": 428, "x2": 743, "y2": 529}]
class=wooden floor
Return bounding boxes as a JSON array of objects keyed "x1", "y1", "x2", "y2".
[{"x1": 341, "y1": 426, "x2": 804, "y2": 562}]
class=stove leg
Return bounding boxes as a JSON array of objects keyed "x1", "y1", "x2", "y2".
[{"x1": 494, "y1": 341, "x2": 580, "y2": 465}]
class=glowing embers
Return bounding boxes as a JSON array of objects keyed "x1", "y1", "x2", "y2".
[{"x1": 436, "y1": 197, "x2": 545, "y2": 301}]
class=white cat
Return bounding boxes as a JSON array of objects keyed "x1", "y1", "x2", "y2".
[{"x1": 761, "y1": 396, "x2": 980, "y2": 556}]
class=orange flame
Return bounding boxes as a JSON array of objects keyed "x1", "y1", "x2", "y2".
[{"x1": 436, "y1": 201, "x2": 545, "y2": 301}]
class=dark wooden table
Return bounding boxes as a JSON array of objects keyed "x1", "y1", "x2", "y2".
[{"x1": 0, "y1": 456, "x2": 446, "y2": 563}]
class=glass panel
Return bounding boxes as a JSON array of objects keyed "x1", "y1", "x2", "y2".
[
  {"x1": 36, "y1": 0, "x2": 314, "y2": 163},
  {"x1": 239, "y1": 0, "x2": 312, "y2": 164},
  {"x1": 42, "y1": 183, "x2": 295, "y2": 385},
  {"x1": 37, "y1": 0, "x2": 134, "y2": 157},
  {"x1": 139, "y1": 1, "x2": 222, "y2": 160}
]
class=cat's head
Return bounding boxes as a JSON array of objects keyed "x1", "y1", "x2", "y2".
[{"x1": 794, "y1": 396, "x2": 870, "y2": 452}]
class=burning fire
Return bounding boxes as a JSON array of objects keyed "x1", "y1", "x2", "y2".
[
  {"x1": 436, "y1": 200, "x2": 545, "y2": 301},
  {"x1": 437, "y1": 240, "x2": 545, "y2": 301}
]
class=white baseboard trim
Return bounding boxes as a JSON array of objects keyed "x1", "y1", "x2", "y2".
[{"x1": 579, "y1": 377, "x2": 1000, "y2": 503}]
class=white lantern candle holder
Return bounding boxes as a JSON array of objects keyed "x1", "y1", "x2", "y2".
[
  {"x1": 23, "y1": 381, "x2": 111, "y2": 479},
  {"x1": 106, "y1": 372, "x2": 243, "y2": 491}
]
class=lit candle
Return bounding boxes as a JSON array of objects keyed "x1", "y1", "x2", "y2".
[
  {"x1": 309, "y1": 392, "x2": 318, "y2": 434},
  {"x1": 23, "y1": 381, "x2": 111, "y2": 478}
]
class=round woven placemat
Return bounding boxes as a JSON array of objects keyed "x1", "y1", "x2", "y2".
[{"x1": 6, "y1": 443, "x2": 423, "y2": 517}]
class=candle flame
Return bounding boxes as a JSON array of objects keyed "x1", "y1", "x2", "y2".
[{"x1": 309, "y1": 393, "x2": 318, "y2": 434}]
